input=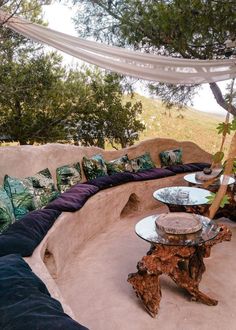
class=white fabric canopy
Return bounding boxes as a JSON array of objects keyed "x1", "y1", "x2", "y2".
[{"x1": 0, "y1": 9, "x2": 236, "y2": 85}]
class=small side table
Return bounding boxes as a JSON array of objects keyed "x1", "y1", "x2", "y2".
[
  {"x1": 127, "y1": 214, "x2": 231, "y2": 318},
  {"x1": 153, "y1": 186, "x2": 210, "y2": 214},
  {"x1": 184, "y1": 173, "x2": 235, "y2": 191}
]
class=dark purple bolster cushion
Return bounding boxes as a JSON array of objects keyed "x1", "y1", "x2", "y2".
[
  {"x1": 87, "y1": 172, "x2": 134, "y2": 190},
  {"x1": 45, "y1": 183, "x2": 99, "y2": 212},
  {"x1": 0, "y1": 254, "x2": 89, "y2": 330},
  {"x1": 166, "y1": 162, "x2": 211, "y2": 174},
  {"x1": 0, "y1": 209, "x2": 61, "y2": 257},
  {"x1": 130, "y1": 168, "x2": 176, "y2": 181}
]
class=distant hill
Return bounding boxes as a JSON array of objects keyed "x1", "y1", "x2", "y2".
[{"x1": 124, "y1": 93, "x2": 230, "y2": 155}]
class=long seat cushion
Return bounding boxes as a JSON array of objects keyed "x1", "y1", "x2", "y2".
[
  {"x1": 166, "y1": 162, "x2": 210, "y2": 174},
  {"x1": 0, "y1": 209, "x2": 61, "y2": 257},
  {"x1": 130, "y1": 167, "x2": 176, "y2": 181},
  {"x1": 45, "y1": 183, "x2": 99, "y2": 212},
  {"x1": 0, "y1": 254, "x2": 89, "y2": 330},
  {"x1": 87, "y1": 168, "x2": 176, "y2": 188},
  {"x1": 86, "y1": 171, "x2": 134, "y2": 189}
]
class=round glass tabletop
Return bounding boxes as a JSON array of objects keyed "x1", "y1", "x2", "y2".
[
  {"x1": 135, "y1": 214, "x2": 220, "y2": 246},
  {"x1": 184, "y1": 173, "x2": 235, "y2": 185},
  {"x1": 153, "y1": 186, "x2": 210, "y2": 206}
]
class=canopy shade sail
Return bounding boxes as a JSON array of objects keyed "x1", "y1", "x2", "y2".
[{"x1": 0, "y1": 9, "x2": 236, "y2": 85}]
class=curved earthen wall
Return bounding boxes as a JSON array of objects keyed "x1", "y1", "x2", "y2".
[{"x1": 0, "y1": 138, "x2": 211, "y2": 184}]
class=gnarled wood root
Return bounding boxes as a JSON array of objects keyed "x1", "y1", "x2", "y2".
[{"x1": 128, "y1": 224, "x2": 231, "y2": 317}]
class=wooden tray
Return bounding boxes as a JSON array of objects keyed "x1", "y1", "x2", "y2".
[
  {"x1": 155, "y1": 212, "x2": 202, "y2": 235},
  {"x1": 195, "y1": 168, "x2": 222, "y2": 182}
]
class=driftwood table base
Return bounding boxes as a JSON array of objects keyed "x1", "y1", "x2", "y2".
[{"x1": 128, "y1": 225, "x2": 231, "y2": 318}]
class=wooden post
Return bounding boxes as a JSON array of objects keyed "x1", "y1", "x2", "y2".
[
  {"x1": 207, "y1": 78, "x2": 235, "y2": 219},
  {"x1": 208, "y1": 131, "x2": 236, "y2": 219}
]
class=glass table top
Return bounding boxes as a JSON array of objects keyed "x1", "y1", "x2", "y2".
[
  {"x1": 153, "y1": 186, "x2": 210, "y2": 206},
  {"x1": 184, "y1": 173, "x2": 235, "y2": 185},
  {"x1": 135, "y1": 214, "x2": 220, "y2": 246}
]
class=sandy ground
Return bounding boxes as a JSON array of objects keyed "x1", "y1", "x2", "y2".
[{"x1": 55, "y1": 211, "x2": 236, "y2": 330}]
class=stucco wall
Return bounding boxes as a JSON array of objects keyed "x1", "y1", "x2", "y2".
[{"x1": 0, "y1": 138, "x2": 212, "y2": 185}]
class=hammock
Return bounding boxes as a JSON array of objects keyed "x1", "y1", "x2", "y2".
[{"x1": 0, "y1": 9, "x2": 236, "y2": 84}]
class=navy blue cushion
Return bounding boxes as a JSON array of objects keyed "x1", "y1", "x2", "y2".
[
  {"x1": 0, "y1": 209, "x2": 61, "y2": 257},
  {"x1": 0, "y1": 254, "x2": 89, "y2": 330},
  {"x1": 166, "y1": 162, "x2": 210, "y2": 174},
  {"x1": 87, "y1": 171, "x2": 134, "y2": 189},
  {"x1": 130, "y1": 167, "x2": 176, "y2": 181},
  {"x1": 45, "y1": 183, "x2": 99, "y2": 212}
]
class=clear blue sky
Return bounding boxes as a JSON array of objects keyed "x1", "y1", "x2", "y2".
[{"x1": 43, "y1": 3, "x2": 229, "y2": 117}]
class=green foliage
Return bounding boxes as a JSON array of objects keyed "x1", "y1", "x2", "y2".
[
  {"x1": 0, "y1": 1, "x2": 144, "y2": 147},
  {"x1": 71, "y1": 0, "x2": 236, "y2": 113},
  {"x1": 206, "y1": 192, "x2": 230, "y2": 208},
  {"x1": 0, "y1": 53, "x2": 144, "y2": 146},
  {"x1": 233, "y1": 160, "x2": 236, "y2": 174},
  {"x1": 0, "y1": 1, "x2": 52, "y2": 60},
  {"x1": 72, "y1": 0, "x2": 235, "y2": 56},
  {"x1": 216, "y1": 122, "x2": 232, "y2": 135},
  {"x1": 0, "y1": 0, "x2": 51, "y2": 20},
  {"x1": 0, "y1": 51, "x2": 72, "y2": 144},
  {"x1": 0, "y1": 0, "x2": 70, "y2": 144},
  {"x1": 231, "y1": 118, "x2": 236, "y2": 131},
  {"x1": 212, "y1": 151, "x2": 224, "y2": 164},
  {"x1": 69, "y1": 69, "x2": 145, "y2": 148}
]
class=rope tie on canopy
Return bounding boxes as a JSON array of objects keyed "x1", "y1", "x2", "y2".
[{"x1": 0, "y1": 9, "x2": 236, "y2": 85}]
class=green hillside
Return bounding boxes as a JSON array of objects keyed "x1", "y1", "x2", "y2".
[{"x1": 125, "y1": 94, "x2": 231, "y2": 155}]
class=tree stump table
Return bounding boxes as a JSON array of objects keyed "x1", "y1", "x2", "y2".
[{"x1": 127, "y1": 213, "x2": 232, "y2": 318}]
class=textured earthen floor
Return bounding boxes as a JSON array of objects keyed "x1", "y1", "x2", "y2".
[{"x1": 55, "y1": 210, "x2": 236, "y2": 330}]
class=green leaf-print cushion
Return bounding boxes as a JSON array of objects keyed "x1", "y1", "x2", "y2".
[
  {"x1": 106, "y1": 155, "x2": 132, "y2": 175},
  {"x1": 56, "y1": 162, "x2": 82, "y2": 192},
  {"x1": 0, "y1": 186, "x2": 15, "y2": 233},
  {"x1": 82, "y1": 154, "x2": 108, "y2": 181},
  {"x1": 130, "y1": 152, "x2": 156, "y2": 172},
  {"x1": 159, "y1": 148, "x2": 183, "y2": 167},
  {"x1": 4, "y1": 168, "x2": 58, "y2": 220}
]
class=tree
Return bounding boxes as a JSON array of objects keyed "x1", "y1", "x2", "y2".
[
  {"x1": 0, "y1": 0, "x2": 75, "y2": 144},
  {"x1": 0, "y1": 1, "x2": 145, "y2": 148},
  {"x1": 0, "y1": 0, "x2": 51, "y2": 22},
  {"x1": 0, "y1": 51, "x2": 77, "y2": 144},
  {"x1": 71, "y1": 0, "x2": 236, "y2": 115},
  {"x1": 0, "y1": 0, "x2": 52, "y2": 59},
  {"x1": 0, "y1": 52, "x2": 144, "y2": 147},
  {"x1": 66, "y1": 69, "x2": 145, "y2": 148}
]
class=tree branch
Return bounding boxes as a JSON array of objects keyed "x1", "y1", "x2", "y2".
[
  {"x1": 92, "y1": 0, "x2": 121, "y2": 20},
  {"x1": 209, "y1": 82, "x2": 236, "y2": 116}
]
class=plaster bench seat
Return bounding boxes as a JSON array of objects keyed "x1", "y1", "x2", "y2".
[
  {"x1": 23, "y1": 171, "x2": 204, "y2": 325},
  {"x1": 27, "y1": 198, "x2": 236, "y2": 330}
]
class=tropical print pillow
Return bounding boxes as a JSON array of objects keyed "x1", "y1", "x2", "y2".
[
  {"x1": 159, "y1": 148, "x2": 183, "y2": 167},
  {"x1": 4, "y1": 169, "x2": 58, "y2": 220},
  {"x1": 82, "y1": 154, "x2": 108, "y2": 181},
  {"x1": 56, "y1": 162, "x2": 82, "y2": 192},
  {"x1": 130, "y1": 152, "x2": 156, "y2": 172},
  {"x1": 106, "y1": 155, "x2": 132, "y2": 175},
  {"x1": 0, "y1": 186, "x2": 15, "y2": 233}
]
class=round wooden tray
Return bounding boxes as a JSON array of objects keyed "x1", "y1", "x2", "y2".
[
  {"x1": 155, "y1": 212, "x2": 202, "y2": 235},
  {"x1": 195, "y1": 168, "x2": 222, "y2": 182}
]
